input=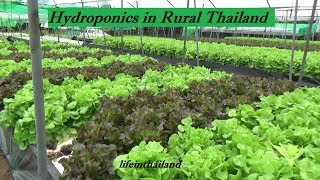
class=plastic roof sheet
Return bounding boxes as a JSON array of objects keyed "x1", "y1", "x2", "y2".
[
  {"x1": 1, "y1": 0, "x2": 319, "y2": 24},
  {"x1": 107, "y1": 0, "x2": 320, "y2": 16}
]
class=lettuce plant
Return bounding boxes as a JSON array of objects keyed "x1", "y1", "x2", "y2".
[{"x1": 94, "y1": 36, "x2": 320, "y2": 78}]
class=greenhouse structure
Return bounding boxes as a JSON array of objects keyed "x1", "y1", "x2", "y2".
[{"x1": 1, "y1": 0, "x2": 320, "y2": 179}]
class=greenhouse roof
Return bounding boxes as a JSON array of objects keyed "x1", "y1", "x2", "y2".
[
  {"x1": 1, "y1": 0, "x2": 320, "y2": 17},
  {"x1": 106, "y1": 0, "x2": 320, "y2": 16},
  {"x1": 1, "y1": 0, "x2": 320, "y2": 27}
]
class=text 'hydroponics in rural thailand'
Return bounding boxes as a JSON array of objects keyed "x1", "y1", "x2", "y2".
[{"x1": 48, "y1": 8, "x2": 275, "y2": 27}]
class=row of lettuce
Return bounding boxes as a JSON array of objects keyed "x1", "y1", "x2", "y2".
[
  {"x1": 94, "y1": 36, "x2": 320, "y2": 78},
  {"x1": 0, "y1": 54, "x2": 152, "y2": 78},
  {"x1": 0, "y1": 61, "x2": 229, "y2": 150},
  {"x1": 1, "y1": 38, "x2": 319, "y2": 179},
  {"x1": 0, "y1": 38, "x2": 112, "y2": 62},
  {"x1": 0, "y1": 47, "x2": 301, "y2": 179},
  {"x1": 0, "y1": 55, "x2": 166, "y2": 112},
  {"x1": 197, "y1": 37, "x2": 320, "y2": 51},
  {"x1": 58, "y1": 75, "x2": 304, "y2": 179},
  {"x1": 113, "y1": 86, "x2": 320, "y2": 179},
  {"x1": 0, "y1": 38, "x2": 78, "y2": 49}
]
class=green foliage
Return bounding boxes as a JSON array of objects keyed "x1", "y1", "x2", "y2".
[
  {"x1": 113, "y1": 141, "x2": 180, "y2": 180},
  {"x1": 192, "y1": 36, "x2": 320, "y2": 51},
  {"x1": 139, "y1": 66, "x2": 230, "y2": 93},
  {"x1": 0, "y1": 38, "x2": 112, "y2": 62},
  {"x1": 224, "y1": 37, "x2": 320, "y2": 51},
  {"x1": 112, "y1": 86, "x2": 320, "y2": 179},
  {"x1": 0, "y1": 54, "x2": 154, "y2": 78},
  {"x1": 59, "y1": 143, "x2": 118, "y2": 179},
  {"x1": 0, "y1": 60, "x2": 29, "y2": 77},
  {"x1": 0, "y1": 58, "x2": 165, "y2": 112},
  {"x1": 0, "y1": 77, "x2": 103, "y2": 149},
  {"x1": 94, "y1": 36, "x2": 320, "y2": 78},
  {"x1": 0, "y1": 65, "x2": 228, "y2": 150},
  {"x1": 61, "y1": 76, "x2": 296, "y2": 179}
]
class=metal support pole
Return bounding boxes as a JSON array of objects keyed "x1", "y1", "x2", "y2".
[
  {"x1": 194, "y1": 0, "x2": 199, "y2": 66},
  {"x1": 18, "y1": 16, "x2": 22, "y2": 39},
  {"x1": 27, "y1": 0, "x2": 47, "y2": 180},
  {"x1": 81, "y1": 0, "x2": 86, "y2": 44},
  {"x1": 156, "y1": 27, "x2": 159, "y2": 37},
  {"x1": 57, "y1": 27, "x2": 60, "y2": 42},
  {"x1": 210, "y1": 27, "x2": 213, "y2": 38},
  {"x1": 140, "y1": 28, "x2": 144, "y2": 55},
  {"x1": 182, "y1": 0, "x2": 190, "y2": 63},
  {"x1": 162, "y1": 27, "x2": 166, "y2": 37},
  {"x1": 298, "y1": 0, "x2": 318, "y2": 83},
  {"x1": 283, "y1": 10, "x2": 288, "y2": 48},
  {"x1": 51, "y1": 1, "x2": 60, "y2": 42},
  {"x1": 208, "y1": 0, "x2": 216, "y2": 40},
  {"x1": 136, "y1": 1, "x2": 144, "y2": 56},
  {"x1": 153, "y1": 27, "x2": 156, "y2": 36},
  {"x1": 171, "y1": 27, "x2": 174, "y2": 38},
  {"x1": 262, "y1": 27, "x2": 267, "y2": 46},
  {"x1": 8, "y1": 15, "x2": 12, "y2": 37},
  {"x1": 166, "y1": 0, "x2": 175, "y2": 39},
  {"x1": 103, "y1": 30, "x2": 107, "y2": 47},
  {"x1": 281, "y1": 14, "x2": 285, "y2": 39},
  {"x1": 232, "y1": 28, "x2": 236, "y2": 44},
  {"x1": 121, "y1": 0, "x2": 124, "y2": 51},
  {"x1": 1, "y1": 18, "x2": 4, "y2": 37},
  {"x1": 289, "y1": 0, "x2": 298, "y2": 81}
]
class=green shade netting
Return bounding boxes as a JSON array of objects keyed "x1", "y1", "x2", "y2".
[
  {"x1": 184, "y1": 23, "x2": 318, "y2": 37},
  {"x1": 0, "y1": 17, "x2": 26, "y2": 27},
  {"x1": 183, "y1": 27, "x2": 205, "y2": 38},
  {"x1": 0, "y1": 1, "x2": 111, "y2": 27},
  {"x1": 0, "y1": 1, "x2": 48, "y2": 15},
  {"x1": 0, "y1": 1, "x2": 51, "y2": 26},
  {"x1": 274, "y1": 23, "x2": 317, "y2": 36}
]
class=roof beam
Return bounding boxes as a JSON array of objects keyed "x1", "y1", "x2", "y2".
[
  {"x1": 54, "y1": 0, "x2": 109, "y2": 5},
  {"x1": 127, "y1": 2, "x2": 135, "y2": 8},
  {"x1": 266, "y1": 0, "x2": 271, "y2": 8},
  {"x1": 208, "y1": 0, "x2": 216, "y2": 8},
  {"x1": 166, "y1": 0, "x2": 175, "y2": 8}
]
